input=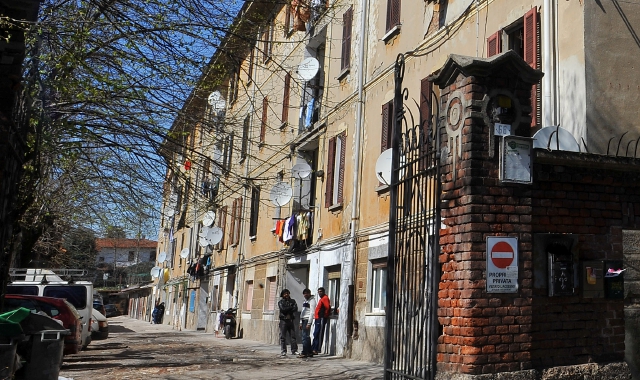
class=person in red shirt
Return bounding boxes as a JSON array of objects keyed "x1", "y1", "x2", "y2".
[{"x1": 311, "y1": 287, "x2": 330, "y2": 354}]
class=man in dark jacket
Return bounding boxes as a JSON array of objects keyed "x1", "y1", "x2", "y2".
[{"x1": 278, "y1": 288, "x2": 298, "y2": 356}]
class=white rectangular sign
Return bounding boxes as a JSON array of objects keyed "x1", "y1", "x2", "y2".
[
  {"x1": 486, "y1": 236, "x2": 519, "y2": 293},
  {"x1": 500, "y1": 136, "x2": 533, "y2": 184},
  {"x1": 494, "y1": 123, "x2": 511, "y2": 136}
]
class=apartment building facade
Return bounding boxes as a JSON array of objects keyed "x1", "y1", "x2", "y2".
[{"x1": 152, "y1": 0, "x2": 640, "y2": 378}]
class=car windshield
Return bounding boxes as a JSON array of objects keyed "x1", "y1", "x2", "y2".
[
  {"x1": 6, "y1": 285, "x2": 38, "y2": 296},
  {"x1": 43, "y1": 286, "x2": 87, "y2": 309}
]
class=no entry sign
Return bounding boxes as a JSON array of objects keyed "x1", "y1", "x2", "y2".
[{"x1": 486, "y1": 236, "x2": 519, "y2": 293}]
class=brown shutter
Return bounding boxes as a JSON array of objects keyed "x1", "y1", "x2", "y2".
[
  {"x1": 487, "y1": 31, "x2": 502, "y2": 57},
  {"x1": 282, "y1": 72, "x2": 290, "y2": 123},
  {"x1": 325, "y1": 136, "x2": 336, "y2": 208},
  {"x1": 386, "y1": 0, "x2": 401, "y2": 31},
  {"x1": 524, "y1": 7, "x2": 539, "y2": 128},
  {"x1": 234, "y1": 196, "x2": 243, "y2": 245},
  {"x1": 261, "y1": 96, "x2": 268, "y2": 143},
  {"x1": 381, "y1": 101, "x2": 393, "y2": 152},
  {"x1": 216, "y1": 206, "x2": 227, "y2": 250},
  {"x1": 248, "y1": 47, "x2": 254, "y2": 83},
  {"x1": 229, "y1": 199, "x2": 237, "y2": 245},
  {"x1": 419, "y1": 78, "x2": 432, "y2": 170},
  {"x1": 337, "y1": 132, "x2": 346, "y2": 204},
  {"x1": 341, "y1": 7, "x2": 353, "y2": 71},
  {"x1": 284, "y1": 5, "x2": 291, "y2": 36}
]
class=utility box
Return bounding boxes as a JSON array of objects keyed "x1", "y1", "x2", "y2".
[
  {"x1": 604, "y1": 260, "x2": 624, "y2": 299},
  {"x1": 548, "y1": 243, "x2": 576, "y2": 297},
  {"x1": 582, "y1": 261, "x2": 604, "y2": 298}
]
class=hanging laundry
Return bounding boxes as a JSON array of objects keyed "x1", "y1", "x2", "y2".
[
  {"x1": 297, "y1": 213, "x2": 310, "y2": 241},
  {"x1": 283, "y1": 215, "x2": 296, "y2": 243},
  {"x1": 304, "y1": 98, "x2": 315, "y2": 128}
]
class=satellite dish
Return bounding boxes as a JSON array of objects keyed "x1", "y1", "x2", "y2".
[
  {"x1": 375, "y1": 148, "x2": 406, "y2": 184},
  {"x1": 180, "y1": 248, "x2": 190, "y2": 258},
  {"x1": 292, "y1": 162, "x2": 313, "y2": 179},
  {"x1": 297, "y1": 57, "x2": 320, "y2": 81},
  {"x1": 165, "y1": 208, "x2": 175, "y2": 217},
  {"x1": 198, "y1": 236, "x2": 210, "y2": 247},
  {"x1": 532, "y1": 126, "x2": 580, "y2": 152},
  {"x1": 206, "y1": 227, "x2": 223, "y2": 245},
  {"x1": 150, "y1": 266, "x2": 162, "y2": 278},
  {"x1": 269, "y1": 182, "x2": 293, "y2": 206},
  {"x1": 202, "y1": 211, "x2": 216, "y2": 227},
  {"x1": 199, "y1": 226, "x2": 212, "y2": 238},
  {"x1": 157, "y1": 252, "x2": 167, "y2": 263},
  {"x1": 208, "y1": 91, "x2": 226, "y2": 111}
]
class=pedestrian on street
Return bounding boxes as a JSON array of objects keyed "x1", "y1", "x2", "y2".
[
  {"x1": 298, "y1": 288, "x2": 316, "y2": 358},
  {"x1": 311, "y1": 287, "x2": 330, "y2": 355},
  {"x1": 277, "y1": 288, "x2": 298, "y2": 357},
  {"x1": 152, "y1": 302, "x2": 165, "y2": 324}
]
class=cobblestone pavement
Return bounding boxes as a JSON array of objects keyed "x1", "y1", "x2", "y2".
[{"x1": 59, "y1": 316, "x2": 384, "y2": 380}]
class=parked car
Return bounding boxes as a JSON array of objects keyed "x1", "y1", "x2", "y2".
[
  {"x1": 2, "y1": 294, "x2": 83, "y2": 355},
  {"x1": 91, "y1": 309, "x2": 109, "y2": 340},
  {"x1": 103, "y1": 304, "x2": 119, "y2": 318},
  {"x1": 93, "y1": 300, "x2": 106, "y2": 316}
]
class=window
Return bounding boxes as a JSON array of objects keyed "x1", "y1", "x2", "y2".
[
  {"x1": 341, "y1": 7, "x2": 353, "y2": 72},
  {"x1": 215, "y1": 206, "x2": 227, "y2": 250},
  {"x1": 265, "y1": 276, "x2": 277, "y2": 311},
  {"x1": 245, "y1": 281, "x2": 254, "y2": 311},
  {"x1": 128, "y1": 251, "x2": 135, "y2": 261},
  {"x1": 419, "y1": 77, "x2": 433, "y2": 170},
  {"x1": 241, "y1": 115, "x2": 250, "y2": 160},
  {"x1": 262, "y1": 21, "x2": 273, "y2": 62},
  {"x1": 229, "y1": 197, "x2": 243, "y2": 246},
  {"x1": 487, "y1": 7, "x2": 539, "y2": 127},
  {"x1": 325, "y1": 132, "x2": 346, "y2": 208},
  {"x1": 381, "y1": 100, "x2": 394, "y2": 152},
  {"x1": 284, "y1": 5, "x2": 294, "y2": 36},
  {"x1": 327, "y1": 268, "x2": 340, "y2": 311},
  {"x1": 247, "y1": 46, "x2": 255, "y2": 84},
  {"x1": 249, "y1": 186, "x2": 260, "y2": 238},
  {"x1": 386, "y1": 0, "x2": 401, "y2": 33},
  {"x1": 282, "y1": 72, "x2": 291, "y2": 126},
  {"x1": 260, "y1": 96, "x2": 268, "y2": 143},
  {"x1": 149, "y1": 251, "x2": 156, "y2": 261},
  {"x1": 229, "y1": 65, "x2": 240, "y2": 104},
  {"x1": 370, "y1": 261, "x2": 387, "y2": 313},
  {"x1": 222, "y1": 132, "x2": 234, "y2": 174}
]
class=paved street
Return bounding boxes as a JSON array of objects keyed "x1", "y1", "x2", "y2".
[{"x1": 59, "y1": 316, "x2": 383, "y2": 379}]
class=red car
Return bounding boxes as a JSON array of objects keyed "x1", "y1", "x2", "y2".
[{"x1": 3, "y1": 294, "x2": 83, "y2": 355}]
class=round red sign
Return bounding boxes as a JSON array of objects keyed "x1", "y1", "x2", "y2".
[{"x1": 491, "y1": 241, "x2": 514, "y2": 269}]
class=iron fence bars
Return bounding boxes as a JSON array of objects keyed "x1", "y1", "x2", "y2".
[{"x1": 385, "y1": 54, "x2": 441, "y2": 380}]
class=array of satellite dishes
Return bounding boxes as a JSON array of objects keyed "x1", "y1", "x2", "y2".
[
  {"x1": 270, "y1": 182, "x2": 293, "y2": 207},
  {"x1": 297, "y1": 57, "x2": 320, "y2": 81},
  {"x1": 532, "y1": 126, "x2": 580, "y2": 152},
  {"x1": 150, "y1": 266, "x2": 162, "y2": 278},
  {"x1": 375, "y1": 148, "x2": 405, "y2": 185},
  {"x1": 202, "y1": 210, "x2": 216, "y2": 227},
  {"x1": 199, "y1": 225, "x2": 223, "y2": 247}
]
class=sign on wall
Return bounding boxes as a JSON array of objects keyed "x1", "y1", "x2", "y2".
[
  {"x1": 500, "y1": 136, "x2": 532, "y2": 184},
  {"x1": 486, "y1": 236, "x2": 519, "y2": 293}
]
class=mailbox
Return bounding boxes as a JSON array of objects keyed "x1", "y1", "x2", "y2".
[
  {"x1": 548, "y1": 243, "x2": 575, "y2": 297},
  {"x1": 604, "y1": 260, "x2": 624, "y2": 299},
  {"x1": 582, "y1": 261, "x2": 604, "y2": 298}
]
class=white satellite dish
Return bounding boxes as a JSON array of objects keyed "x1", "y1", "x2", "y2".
[
  {"x1": 292, "y1": 162, "x2": 313, "y2": 179},
  {"x1": 180, "y1": 248, "x2": 190, "y2": 258},
  {"x1": 198, "y1": 236, "x2": 210, "y2": 247},
  {"x1": 269, "y1": 182, "x2": 293, "y2": 207},
  {"x1": 199, "y1": 226, "x2": 211, "y2": 238},
  {"x1": 297, "y1": 57, "x2": 320, "y2": 81},
  {"x1": 532, "y1": 126, "x2": 580, "y2": 152},
  {"x1": 165, "y1": 208, "x2": 175, "y2": 217},
  {"x1": 206, "y1": 227, "x2": 223, "y2": 245},
  {"x1": 202, "y1": 211, "x2": 216, "y2": 227},
  {"x1": 157, "y1": 252, "x2": 167, "y2": 263},
  {"x1": 150, "y1": 266, "x2": 162, "y2": 278},
  {"x1": 208, "y1": 91, "x2": 226, "y2": 111},
  {"x1": 375, "y1": 148, "x2": 405, "y2": 184}
]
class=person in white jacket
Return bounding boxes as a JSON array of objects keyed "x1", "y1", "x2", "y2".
[{"x1": 298, "y1": 288, "x2": 316, "y2": 358}]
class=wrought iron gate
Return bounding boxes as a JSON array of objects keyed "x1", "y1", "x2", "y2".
[{"x1": 384, "y1": 54, "x2": 441, "y2": 380}]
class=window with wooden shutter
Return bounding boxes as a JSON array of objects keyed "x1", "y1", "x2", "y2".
[
  {"x1": 241, "y1": 114, "x2": 250, "y2": 160},
  {"x1": 487, "y1": 30, "x2": 502, "y2": 57},
  {"x1": 245, "y1": 281, "x2": 253, "y2": 311},
  {"x1": 247, "y1": 47, "x2": 254, "y2": 84},
  {"x1": 229, "y1": 199, "x2": 237, "y2": 246},
  {"x1": 249, "y1": 186, "x2": 260, "y2": 237},
  {"x1": 381, "y1": 100, "x2": 393, "y2": 152},
  {"x1": 266, "y1": 276, "x2": 277, "y2": 311},
  {"x1": 215, "y1": 206, "x2": 227, "y2": 250},
  {"x1": 336, "y1": 132, "x2": 346, "y2": 204},
  {"x1": 386, "y1": 0, "x2": 401, "y2": 32},
  {"x1": 325, "y1": 136, "x2": 336, "y2": 208},
  {"x1": 523, "y1": 7, "x2": 539, "y2": 128},
  {"x1": 341, "y1": 7, "x2": 353, "y2": 71},
  {"x1": 234, "y1": 196, "x2": 243, "y2": 245},
  {"x1": 260, "y1": 96, "x2": 268, "y2": 143},
  {"x1": 262, "y1": 22, "x2": 273, "y2": 62},
  {"x1": 282, "y1": 73, "x2": 290, "y2": 125},
  {"x1": 284, "y1": 5, "x2": 292, "y2": 36},
  {"x1": 419, "y1": 78, "x2": 432, "y2": 170}
]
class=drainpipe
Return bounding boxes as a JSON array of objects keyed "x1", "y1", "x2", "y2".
[
  {"x1": 542, "y1": 0, "x2": 555, "y2": 127},
  {"x1": 342, "y1": 0, "x2": 368, "y2": 355}
]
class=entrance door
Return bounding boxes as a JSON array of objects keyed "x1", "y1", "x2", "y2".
[{"x1": 197, "y1": 281, "x2": 209, "y2": 330}]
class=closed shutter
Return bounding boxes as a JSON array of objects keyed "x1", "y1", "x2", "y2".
[
  {"x1": 381, "y1": 101, "x2": 393, "y2": 152},
  {"x1": 487, "y1": 31, "x2": 502, "y2": 57},
  {"x1": 234, "y1": 197, "x2": 243, "y2": 245},
  {"x1": 260, "y1": 96, "x2": 268, "y2": 143},
  {"x1": 341, "y1": 7, "x2": 353, "y2": 71},
  {"x1": 284, "y1": 6, "x2": 291, "y2": 35},
  {"x1": 229, "y1": 199, "x2": 237, "y2": 246},
  {"x1": 325, "y1": 136, "x2": 336, "y2": 208},
  {"x1": 337, "y1": 132, "x2": 346, "y2": 204},
  {"x1": 419, "y1": 78, "x2": 432, "y2": 170},
  {"x1": 282, "y1": 73, "x2": 290, "y2": 124},
  {"x1": 248, "y1": 47, "x2": 254, "y2": 83},
  {"x1": 267, "y1": 277, "x2": 277, "y2": 311},
  {"x1": 524, "y1": 7, "x2": 539, "y2": 128},
  {"x1": 245, "y1": 281, "x2": 253, "y2": 311},
  {"x1": 386, "y1": 0, "x2": 401, "y2": 32},
  {"x1": 241, "y1": 115, "x2": 249, "y2": 159},
  {"x1": 216, "y1": 206, "x2": 227, "y2": 250}
]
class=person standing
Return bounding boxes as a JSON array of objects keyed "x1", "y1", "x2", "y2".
[
  {"x1": 311, "y1": 287, "x2": 330, "y2": 355},
  {"x1": 277, "y1": 289, "x2": 299, "y2": 356},
  {"x1": 298, "y1": 288, "x2": 316, "y2": 358}
]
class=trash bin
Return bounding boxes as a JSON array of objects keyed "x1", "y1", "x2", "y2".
[
  {"x1": 14, "y1": 313, "x2": 69, "y2": 380},
  {"x1": 0, "y1": 335, "x2": 22, "y2": 379}
]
